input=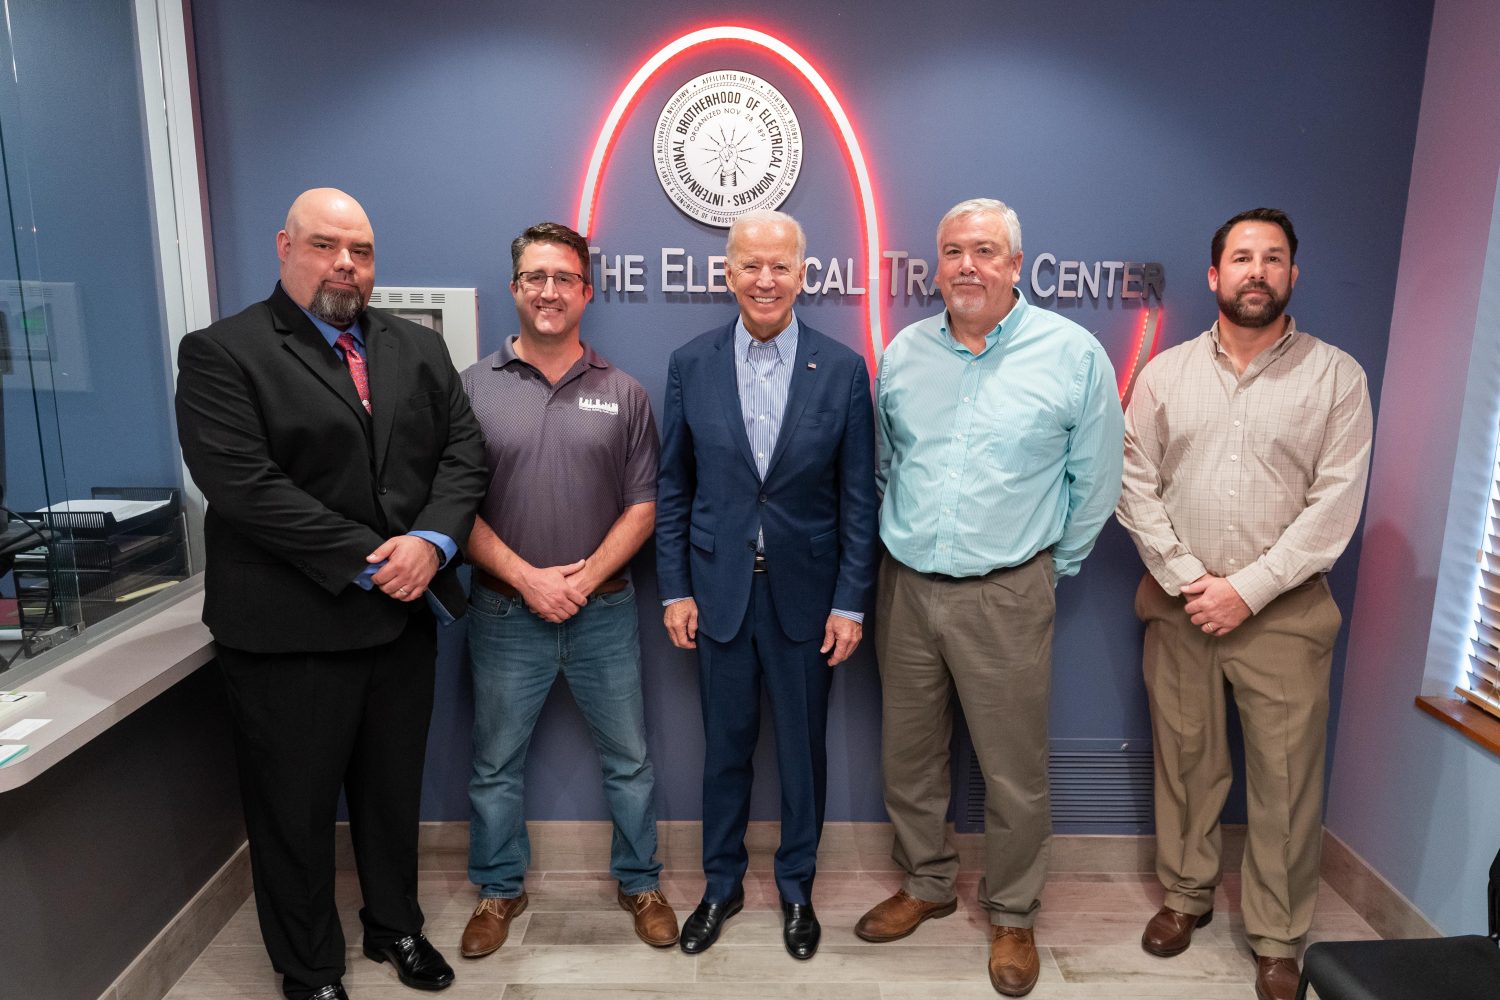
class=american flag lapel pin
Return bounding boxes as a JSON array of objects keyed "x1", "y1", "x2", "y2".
[{"x1": 807, "y1": 362, "x2": 817, "y2": 369}]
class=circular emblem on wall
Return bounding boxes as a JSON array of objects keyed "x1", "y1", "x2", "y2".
[{"x1": 653, "y1": 70, "x2": 803, "y2": 228}]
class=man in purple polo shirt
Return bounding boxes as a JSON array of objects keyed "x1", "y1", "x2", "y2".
[{"x1": 456, "y1": 222, "x2": 677, "y2": 958}]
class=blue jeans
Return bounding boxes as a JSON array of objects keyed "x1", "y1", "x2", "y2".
[{"x1": 466, "y1": 582, "x2": 662, "y2": 898}]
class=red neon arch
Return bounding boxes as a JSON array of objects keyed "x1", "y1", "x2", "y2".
[
  {"x1": 575, "y1": 24, "x2": 1162, "y2": 399},
  {"x1": 575, "y1": 25, "x2": 886, "y2": 369},
  {"x1": 1119, "y1": 306, "x2": 1163, "y2": 407}
]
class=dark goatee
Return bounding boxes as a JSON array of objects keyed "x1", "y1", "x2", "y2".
[
  {"x1": 1218, "y1": 283, "x2": 1290, "y2": 329},
  {"x1": 310, "y1": 282, "x2": 364, "y2": 328}
]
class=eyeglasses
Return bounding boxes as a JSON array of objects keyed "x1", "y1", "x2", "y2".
[{"x1": 516, "y1": 270, "x2": 586, "y2": 291}]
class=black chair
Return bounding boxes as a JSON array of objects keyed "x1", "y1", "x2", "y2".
[{"x1": 1296, "y1": 846, "x2": 1500, "y2": 999}]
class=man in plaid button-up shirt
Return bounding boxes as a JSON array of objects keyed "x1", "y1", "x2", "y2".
[{"x1": 1118, "y1": 208, "x2": 1373, "y2": 1000}]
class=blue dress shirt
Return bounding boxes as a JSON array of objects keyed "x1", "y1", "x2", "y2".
[{"x1": 876, "y1": 292, "x2": 1124, "y2": 580}]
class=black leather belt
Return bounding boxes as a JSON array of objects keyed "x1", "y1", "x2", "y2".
[
  {"x1": 474, "y1": 570, "x2": 627, "y2": 600},
  {"x1": 753, "y1": 552, "x2": 768, "y2": 573}
]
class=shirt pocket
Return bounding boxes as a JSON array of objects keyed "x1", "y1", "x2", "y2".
[
  {"x1": 1251, "y1": 402, "x2": 1326, "y2": 477},
  {"x1": 986, "y1": 402, "x2": 1065, "y2": 472}
]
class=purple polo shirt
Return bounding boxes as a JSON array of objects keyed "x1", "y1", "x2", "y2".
[{"x1": 460, "y1": 336, "x2": 658, "y2": 570}]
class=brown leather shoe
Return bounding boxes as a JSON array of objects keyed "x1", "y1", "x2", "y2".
[
  {"x1": 460, "y1": 894, "x2": 528, "y2": 958},
  {"x1": 988, "y1": 925, "x2": 1041, "y2": 996},
  {"x1": 618, "y1": 887, "x2": 680, "y2": 947},
  {"x1": 1141, "y1": 905, "x2": 1213, "y2": 957},
  {"x1": 854, "y1": 890, "x2": 958, "y2": 942},
  {"x1": 1254, "y1": 955, "x2": 1301, "y2": 1000}
]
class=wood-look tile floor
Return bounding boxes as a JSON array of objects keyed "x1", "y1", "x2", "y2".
[{"x1": 167, "y1": 868, "x2": 1372, "y2": 998}]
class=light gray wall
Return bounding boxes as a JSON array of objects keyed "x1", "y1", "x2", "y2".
[{"x1": 1326, "y1": 0, "x2": 1500, "y2": 936}]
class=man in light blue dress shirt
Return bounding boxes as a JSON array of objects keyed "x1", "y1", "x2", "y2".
[{"x1": 855, "y1": 198, "x2": 1124, "y2": 997}]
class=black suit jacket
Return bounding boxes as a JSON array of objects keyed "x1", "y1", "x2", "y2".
[{"x1": 175, "y1": 283, "x2": 488, "y2": 653}]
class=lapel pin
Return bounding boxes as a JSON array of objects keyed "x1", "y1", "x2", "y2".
[{"x1": 807, "y1": 362, "x2": 817, "y2": 369}]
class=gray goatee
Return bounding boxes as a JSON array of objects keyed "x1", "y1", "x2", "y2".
[{"x1": 310, "y1": 282, "x2": 364, "y2": 328}]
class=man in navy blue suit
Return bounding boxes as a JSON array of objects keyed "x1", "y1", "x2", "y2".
[{"x1": 656, "y1": 209, "x2": 878, "y2": 961}]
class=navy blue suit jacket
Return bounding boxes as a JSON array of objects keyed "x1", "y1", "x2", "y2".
[{"x1": 656, "y1": 319, "x2": 878, "y2": 644}]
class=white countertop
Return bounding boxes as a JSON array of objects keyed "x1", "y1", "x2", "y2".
[{"x1": 0, "y1": 576, "x2": 214, "y2": 793}]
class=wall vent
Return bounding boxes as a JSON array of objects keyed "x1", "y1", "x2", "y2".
[{"x1": 953, "y1": 737, "x2": 1154, "y2": 834}]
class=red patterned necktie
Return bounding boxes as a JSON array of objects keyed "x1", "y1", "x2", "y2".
[{"x1": 334, "y1": 330, "x2": 372, "y2": 414}]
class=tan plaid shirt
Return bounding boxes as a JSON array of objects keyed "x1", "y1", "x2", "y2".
[{"x1": 1117, "y1": 318, "x2": 1373, "y2": 614}]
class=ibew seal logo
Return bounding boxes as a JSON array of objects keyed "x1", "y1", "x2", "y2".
[{"x1": 653, "y1": 70, "x2": 803, "y2": 228}]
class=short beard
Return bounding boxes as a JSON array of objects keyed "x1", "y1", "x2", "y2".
[
  {"x1": 309, "y1": 282, "x2": 365, "y2": 328},
  {"x1": 1218, "y1": 282, "x2": 1290, "y2": 329}
]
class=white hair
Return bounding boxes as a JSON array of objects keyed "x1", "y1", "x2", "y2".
[
  {"x1": 937, "y1": 198, "x2": 1022, "y2": 255},
  {"x1": 726, "y1": 209, "x2": 807, "y2": 262}
]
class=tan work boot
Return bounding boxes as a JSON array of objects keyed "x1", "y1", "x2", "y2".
[
  {"x1": 854, "y1": 890, "x2": 958, "y2": 942},
  {"x1": 988, "y1": 925, "x2": 1040, "y2": 996},
  {"x1": 618, "y1": 887, "x2": 680, "y2": 947},
  {"x1": 460, "y1": 893, "x2": 528, "y2": 958}
]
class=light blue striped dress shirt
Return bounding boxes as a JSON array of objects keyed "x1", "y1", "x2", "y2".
[
  {"x1": 734, "y1": 316, "x2": 798, "y2": 480},
  {"x1": 732, "y1": 316, "x2": 861, "y2": 624},
  {"x1": 876, "y1": 292, "x2": 1125, "y2": 580}
]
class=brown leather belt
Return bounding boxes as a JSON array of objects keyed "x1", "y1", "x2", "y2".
[{"x1": 474, "y1": 569, "x2": 628, "y2": 601}]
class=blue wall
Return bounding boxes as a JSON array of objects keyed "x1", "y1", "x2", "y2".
[{"x1": 189, "y1": 0, "x2": 1431, "y2": 824}]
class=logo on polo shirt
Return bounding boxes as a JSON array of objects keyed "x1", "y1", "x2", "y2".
[{"x1": 578, "y1": 396, "x2": 619, "y2": 416}]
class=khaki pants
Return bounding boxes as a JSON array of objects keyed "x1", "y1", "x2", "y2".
[
  {"x1": 1137, "y1": 573, "x2": 1341, "y2": 958},
  {"x1": 875, "y1": 552, "x2": 1055, "y2": 927}
]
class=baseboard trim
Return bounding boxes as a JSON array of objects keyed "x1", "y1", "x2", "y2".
[
  {"x1": 352, "y1": 819, "x2": 1236, "y2": 875},
  {"x1": 1320, "y1": 828, "x2": 1440, "y2": 939},
  {"x1": 99, "y1": 840, "x2": 252, "y2": 1000}
]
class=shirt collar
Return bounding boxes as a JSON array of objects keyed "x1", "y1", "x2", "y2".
[
  {"x1": 938, "y1": 289, "x2": 1028, "y2": 357},
  {"x1": 300, "y1": 306, "x2": 364, "y2": 351},
  {"x1": 1207, "y1": 315, "x2": 1300, "y2": 375},
  {"x1": 493, "y1": 335, "x2": 610, "y2": 373},
  {"x1": 735, "y1": 313, "x2": 800, "y2": 363}
]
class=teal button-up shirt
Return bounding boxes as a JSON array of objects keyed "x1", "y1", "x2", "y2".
[{"x1": 876, "y1": 292, "x2": 1125, "y2": 579}]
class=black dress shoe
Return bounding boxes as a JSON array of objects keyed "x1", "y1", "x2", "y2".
[
  {"x1": 306, "y1": 986, "x2": 349, "y2": 1000},
  {"x1": 679, "y1": 889, "x2": 745, "y2": 954},
  {"x1": 781, "y1": 899, "x2": 821, "y2": 960},
  {"x1": 363, "y1": 933, "x2": 455, "y2": 991}
]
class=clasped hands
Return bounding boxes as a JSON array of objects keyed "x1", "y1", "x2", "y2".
[
  {"x1": 367, "y1": 535, "x2": 440, "y2": 602},
  {"x1": 516, "y1": 559, "x2": 596, "y2": 623},
  {"x1": 663, "y1": 598, "x2": 862, "y2": 667},
  {"x1": 1181, "y1": 574, "x2": 1251, "y2": 637}
]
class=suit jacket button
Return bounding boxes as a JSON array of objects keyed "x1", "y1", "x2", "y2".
[
  {"x1": 379, "y1": 486, "x2": 389, "y2": 495},
  {"x1": 758, "y1": 494, "x2": 768, "y2": 504}
]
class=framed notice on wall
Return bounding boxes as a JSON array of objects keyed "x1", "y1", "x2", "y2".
[
  {"x1": 0, "y1": 281, "x2": 90, "y2": 391},
  {"x1": 368, "y1": 287, "x2": 479, "y2": 372}
]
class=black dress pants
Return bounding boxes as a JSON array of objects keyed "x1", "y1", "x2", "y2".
[{"x1": 218, "y1": 613, "x2": 436, "y2": 1000}]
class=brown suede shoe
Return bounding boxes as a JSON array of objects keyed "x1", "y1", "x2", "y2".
[
  {"x1": 1254, "y1": 955, "x2": 1301, "y2": 1000},
  {"x1": 988, "y1": 925, "x2": 1041, "y2": 996},
  {"x1": 854, "y1": 890, "x2": 959, "y2": 942},
  {"x1": 460, "y1": 894, "x2": 528, "y2": 958},
  {"x1": 1141, "y1": 905, "x2": 1213, "y2": 957},
  {"x1": 618, "y1": 887, "x2": 680, "y2": 947}
]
